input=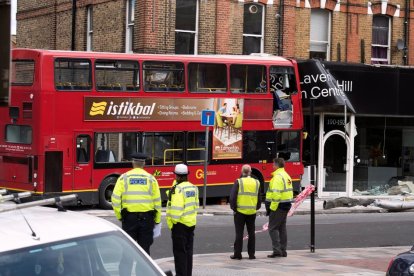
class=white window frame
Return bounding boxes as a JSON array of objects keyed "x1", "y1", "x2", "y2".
[
  {"x1": 371, "y1": 16, "x2": 391, "y2": 64},
  {"x1": 175, "y1": 0, "x2": 199, "y2": 55},
  {"x1": 309, "y1": 9, "x2": 331, "y2": 61},
  {"x1": 125, "y1": 0, "x2": 135, "y2": 53},
  {"x1": 86, "y1": 6, "x2": 93, "y2": 51},
  {"x1": 243, "y1": 3, "x2": 265, "y2": 54}
]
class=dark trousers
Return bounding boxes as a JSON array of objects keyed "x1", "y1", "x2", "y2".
[
  {"x1": 233, "y1": 211, "x2": 256, "y2": 257},
  {"x1": 268, "y1": 208, "x2": 288, "y2": 254},
  {"x1": 172, "y1": 222, "x2": 195, "y2": 276},
  {"x1": 122, "y1": 211, "x2": 155, "y2": 254}
]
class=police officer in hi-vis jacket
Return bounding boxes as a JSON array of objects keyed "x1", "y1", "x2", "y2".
[
  {"x1": 111, "y1": 152, "x2": 161, "y2": 255},
  {"x1": 166, "y1": 164, "x2": 199, "y2": 276}
]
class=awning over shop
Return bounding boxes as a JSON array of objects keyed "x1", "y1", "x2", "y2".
[{"x1": 297, "y1": 59, "x2": 356, "y2": 114}]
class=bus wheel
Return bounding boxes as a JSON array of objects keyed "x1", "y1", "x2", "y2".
[{"x1": 99, "y1": 176, "x2": 117, "y2": 210}]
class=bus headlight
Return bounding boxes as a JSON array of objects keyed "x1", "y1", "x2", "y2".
[
  {"x1": 33, "y1": 173, "x2": 37, "y2": 179},
  {"x1": 33, "y1": 182, "x2": 37, "y2": 187}
]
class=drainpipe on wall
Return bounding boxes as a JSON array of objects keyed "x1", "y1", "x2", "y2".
[
  {"x1": 403, "y1": 0, "x2": 409, "y2": 65},
  {"x1": 277, "y1": 0, "x2": 284, "y2": 56},
  {"x1": 71, "y1": 0, "x2": 77, "y2": 51},
  {"x1": 345, "y1": 0, "x2": 349, "y2": 62}
]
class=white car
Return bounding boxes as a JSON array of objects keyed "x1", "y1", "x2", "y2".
[{"x1": 0, "y1": 202, "x2": 169, "y2": 276}]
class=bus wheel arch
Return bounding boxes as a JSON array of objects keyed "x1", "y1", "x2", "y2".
[{"x1": 99, "y1": 175, "x2": 119, "y2": 210}]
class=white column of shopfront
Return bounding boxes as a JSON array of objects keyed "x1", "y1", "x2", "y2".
[
  {"x1": 317, "y1": 113, "x2": 325, "y2": 196},
  {"x1": 347, "y1": 114, "x2": 356, "y2": 197}
]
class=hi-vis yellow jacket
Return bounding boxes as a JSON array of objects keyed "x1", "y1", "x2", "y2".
[
  {"x1": 266, "y1": 168, "x2": 293, "y2": 211},
  {"x1": 111, "y1": 168, "x2": 161, "y2": 223},
  {"x1": 236, "y1": 177, "x2": 260, "y2": 215},
  {"x1": 166, "y1": 181, "x2": 199, "y2": 229}
]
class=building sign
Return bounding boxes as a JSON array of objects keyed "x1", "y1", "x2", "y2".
[
  {"x1": 297, "y1": 59, "x2": 355, "y2": 114},
  {"x1": 84, "y1": 97, "x2": 214, "y2": 121}
]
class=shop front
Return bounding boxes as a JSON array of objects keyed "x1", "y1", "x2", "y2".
[{"x1": 299, "y1": 60, "x2": 414, "y2": 198}]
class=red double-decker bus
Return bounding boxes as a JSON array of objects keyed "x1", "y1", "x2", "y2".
[{"x1": 0, "y1": 49, "x2": 303, "y2": 209}]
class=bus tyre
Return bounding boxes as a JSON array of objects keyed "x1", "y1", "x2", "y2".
[{"x1": 99, "y1": 177, "x2": 117, "y2": 210}]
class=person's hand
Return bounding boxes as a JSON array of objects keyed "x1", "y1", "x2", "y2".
[{"x1": 265, "y1": 201, "x2": 271, "y2": 216}]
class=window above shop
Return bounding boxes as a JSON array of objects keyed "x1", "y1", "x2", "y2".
[
  {"x1": 175, "y1": 0, "x2": 199, "y2": 55},
  {"x1": 243, "y1": 3, "x2": 264, "y2": 55},
  {"x1": 371, "y1": 15, "x2": 391, "y2": 65}
]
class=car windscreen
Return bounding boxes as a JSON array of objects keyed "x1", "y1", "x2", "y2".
[{"x1": 0, "y1": 231, "x2": 163, "y2": 276}]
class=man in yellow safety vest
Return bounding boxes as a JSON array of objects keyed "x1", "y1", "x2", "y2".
[
  {"x1": 229, "y1": 164, "x2": 261, "y2": 260},
  {"x1": 166, "y1": 164, "x2": 199, "y2": 276},
  {"x1": 265, "y1": 157, "x2": 293, "y2": 258}
]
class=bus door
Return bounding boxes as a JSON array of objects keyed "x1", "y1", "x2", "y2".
[{"x1": 73, "y1": 133, "x2": 93, "y2": 190}]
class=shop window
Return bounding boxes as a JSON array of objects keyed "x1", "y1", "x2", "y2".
[
  {"x1": 175, "y1": 0, "x2": 198, "y2": 54},
  {"x1": 309, "y1": 9, "x2": 331, "y2": 60},
  {"x1": 243, "y1": 3, "x2": 265, "y2": 55},
  {"x1": 371, "y1": 15, "x2": 391, "y2": 64},
  {"x1": 188, "y1": 63, "x2": 227, "y2": 93}
]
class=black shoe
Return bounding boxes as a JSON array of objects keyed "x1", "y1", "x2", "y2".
[
  {"x1": 230, "y1": 255, "x2": 242, "y2": 260},
  {"x1": 248, "y1": 256, "x2": 256, "y2": 260},
  {"x1": 267, "y1": 252, "x2": 287, "y2": 258}
]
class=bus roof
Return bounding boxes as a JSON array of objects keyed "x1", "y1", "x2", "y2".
[{"x1": 12, "y1": 48, "x2": 294, "y2": 65}]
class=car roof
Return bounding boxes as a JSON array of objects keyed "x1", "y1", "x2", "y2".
[{"x1": 0, "y1": 205, "x2": 118, "y2": 252}]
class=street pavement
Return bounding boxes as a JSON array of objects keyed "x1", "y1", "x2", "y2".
[{"x1": 82, "y1": 199, "x2": 414, "y2": 275}]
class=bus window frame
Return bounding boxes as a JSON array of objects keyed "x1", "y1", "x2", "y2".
[
  {"x1": 187, "y1": 62, "x2": 228, "y2": 93},
  {"x1": 5, "y1": 124, "x2": 33, "y2": 144},
  {"x1": 11, "y1": 59, "x2": 35, "y2": 86},
  {"x1": 142, "y1": 61, "x2": 185, "y2": 93},
  {"x1": 229, "y1": 64, "x2": 268, "y2": 94},
  {"x1": 54, "y1": 58, "x2": 92, "y2": 91},
  {"x1": 95, "y1": 59, "x2": 140, "y2": 92}
]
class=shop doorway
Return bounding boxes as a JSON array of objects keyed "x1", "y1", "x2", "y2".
[{"x1": 319, "y1": 130, "x2": 350, "y2": 197}]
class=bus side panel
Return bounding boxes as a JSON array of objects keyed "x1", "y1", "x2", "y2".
[
  {"x1": 0, "y1": 155, "x2": 31, "y2": 186},
  {"x1": 44, "y1": 151, "x2": 63, "y2": 193}
]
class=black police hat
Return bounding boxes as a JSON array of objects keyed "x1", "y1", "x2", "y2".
[{"x1": 130, "y1": 152, "x2": 148, "y2": 161}]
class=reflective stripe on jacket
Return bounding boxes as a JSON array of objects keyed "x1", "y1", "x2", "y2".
[
  {"x1": 265, "y1": 168, "x2": 293, "y2": 211},
  {"x1": 166, "y1": 181, "x2": 199, "y2": 229},
  {"x1": 236, "y1": 177, "x2": 259, "y2": 215},
  {"x1": 111, "y1": 168, "x2": 161, "y2": 223}
]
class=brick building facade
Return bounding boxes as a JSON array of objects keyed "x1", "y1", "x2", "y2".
[{"x1": 16, "y1": 0, "x2": 414, "y2": 65}]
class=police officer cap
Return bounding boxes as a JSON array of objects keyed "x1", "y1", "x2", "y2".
[
  {"x1": 130, "y1": 152, "x2": 147, "y2": 161},
  {"x1": 174, "y1": 164, "x2": 188, "y2": 175}
]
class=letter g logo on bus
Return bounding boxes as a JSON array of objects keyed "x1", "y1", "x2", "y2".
[
  {"x1": 89, "y1": 101, "x2": 108, "y2": 116},
  {"x1": 195, "y1": 169, "x2": 204, "y2": 180}
]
